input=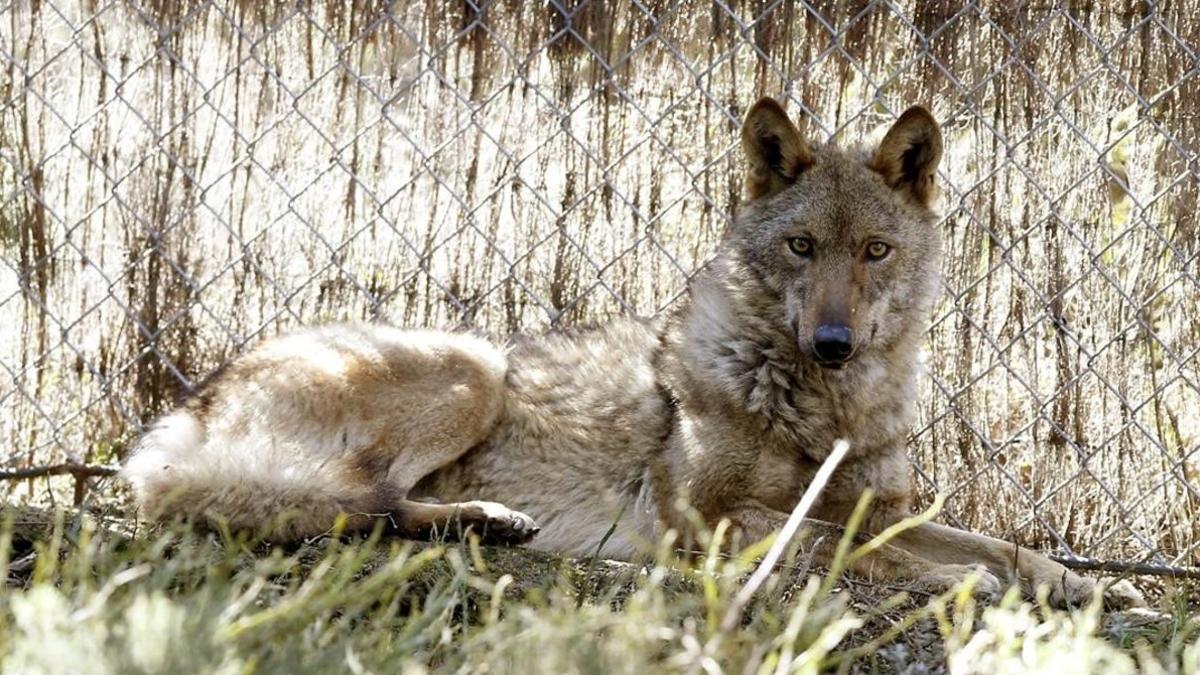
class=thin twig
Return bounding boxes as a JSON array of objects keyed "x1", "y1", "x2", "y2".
[
  {"x1": 0, "y1": 463, "x2": 120, "y2": 481},
  {"x1": 720, "y1": 439, "x2": 851, "y2": 633},
  {"x1": 578, "y1": 494, "x2": 631, "y2": 608}
]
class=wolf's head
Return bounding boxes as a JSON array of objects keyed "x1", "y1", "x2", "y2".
[{"x1": 728, "y1": 97, "x2": 944, "y2": 370}]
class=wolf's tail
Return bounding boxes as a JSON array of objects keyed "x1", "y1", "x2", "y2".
[{"x1": 122, "y1": 410, "x2": 381, "y2": 539}]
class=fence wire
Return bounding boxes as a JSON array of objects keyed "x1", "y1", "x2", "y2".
[{"x1": 1, "y1": 1, "x2": 1197, "y2": 573}]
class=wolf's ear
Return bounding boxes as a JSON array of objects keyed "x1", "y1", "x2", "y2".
[
  {"x1": 869, "y1": 106, "x2": 943, "y2": 207},
  {"x1": 741, "y1": 98, "x2": 814, "y2": 200}
]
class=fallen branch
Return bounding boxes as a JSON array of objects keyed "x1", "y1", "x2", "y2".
[
  {"x1": 0, "y1": 463, "x2": 120, "y2": 481},
  {"x1": 1051, "y1": 554, "x2": 1200, "y2": 580}
]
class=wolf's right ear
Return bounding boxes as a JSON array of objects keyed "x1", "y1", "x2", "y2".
[
  {"x1": 869, "y1": 106, "x2": 943, "y2": 207},
  {"x1": 741, "y1": 98, "x2": 814, "y2": 200}
]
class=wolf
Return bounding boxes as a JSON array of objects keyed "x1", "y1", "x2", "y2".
[{"x1": 123, "y1": 98, "x2": 1144, "y2": 608}]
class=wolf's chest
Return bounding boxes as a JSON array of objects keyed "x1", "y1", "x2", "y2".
[
  {"x1": 749, "y1": 442, "x2": 913, "y2": 519},
  {"x1": 745, "y1": 356, "x2": 918, "y2": 457}
]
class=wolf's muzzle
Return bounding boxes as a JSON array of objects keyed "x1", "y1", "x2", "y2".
[{"x1": 812, "y1": 324, "x2": 855, "y2": 366}]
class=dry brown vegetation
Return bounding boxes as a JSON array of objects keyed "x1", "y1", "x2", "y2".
[{"x1": 1, "y1": 1, "x2": 1197, "y2": 570}]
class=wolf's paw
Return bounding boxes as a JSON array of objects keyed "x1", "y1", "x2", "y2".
[
  {"x1": 1040, "y1": 571, "x2": 1145, "y2": 610},
  {"x1": 456, "y1": 500, "x2": 540, "y2": 545},
  {"x1": 1098, "y1": 577, "x2": 1147, "y2": 610},
  {"x1": 1043, "y1": 571, "x2": 1095, "y2": 609},
  {"x1": 924, "y1": 563, "x2": 1003, "y2": 602}
]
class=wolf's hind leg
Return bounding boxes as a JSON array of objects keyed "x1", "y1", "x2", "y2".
[
  {"x1": 345, "y1": 331, "x2": 541, "y2": 544},
  {"x1": 327, "y1": 493, "x2": 538, "y2": 545},
  {"x1": 378, "y1": 499, "x2": 539, "y2": 545},
  {"x1": 347, "y1": 332, "x2": 509, "y2": 489}
]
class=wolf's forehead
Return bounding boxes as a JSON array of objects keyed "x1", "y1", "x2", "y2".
[{"x1": 767, "y1": 159, "x2": 905, "y2": 232}]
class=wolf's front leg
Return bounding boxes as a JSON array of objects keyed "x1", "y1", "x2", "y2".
[
  {"x1": 882, "y1": 519, "x2": 1146, "y2": 609},
  {"x1": 721, "y1": 502, "x2": 1003, "y2": 599}
]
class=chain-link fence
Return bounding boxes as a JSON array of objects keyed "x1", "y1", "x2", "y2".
[{"x1": 2, "y1": 1, "x2": 1197, "y2": 574}]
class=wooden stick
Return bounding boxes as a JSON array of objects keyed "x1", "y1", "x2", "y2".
[
  {"x1": 0, "y1": 463, "x2": 120, "y2": 481},
  {"x1": 1051, "y1": 554, "x2": 1200, "y2": 580}
]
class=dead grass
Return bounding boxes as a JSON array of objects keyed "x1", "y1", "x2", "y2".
[{"x1": 1, "y1": 507, "x2": 1197, "y2": 674}]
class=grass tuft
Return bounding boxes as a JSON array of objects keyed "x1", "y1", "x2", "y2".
[{"x1": 0, "y1": 512, "x2": 1195, "y2": 674}]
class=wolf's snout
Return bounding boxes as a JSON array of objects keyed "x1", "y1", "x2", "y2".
[{"x1": 813, "y1": 324, "x2": 855, "y2": 365}]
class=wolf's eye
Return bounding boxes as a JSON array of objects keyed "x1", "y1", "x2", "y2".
[
  {"x1": 787, "y1": 237, "x2": 814, "y2": 257},
  {"x1": 865, "y1": 241, "x2": 892, "y2": 260}
]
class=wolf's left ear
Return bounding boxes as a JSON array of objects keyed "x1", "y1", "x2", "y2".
[
  {"x1": 869, "y1": 106, "x2": 943, "y2": 207},
  {"x1": 741, "y1": 98, "x2": 814, "y2": 200}
]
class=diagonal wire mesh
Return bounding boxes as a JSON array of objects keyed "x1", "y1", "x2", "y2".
[{"x1": 1, "y1": 1, "x2": 1197, "y2": 572}]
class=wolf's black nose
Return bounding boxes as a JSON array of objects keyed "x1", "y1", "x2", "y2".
[{"x1": 813, "y1": 324, "x2": 855, "y2": 364}]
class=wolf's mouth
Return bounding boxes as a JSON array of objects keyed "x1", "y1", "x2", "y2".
[
  {"x1": 814, "y1": 358, "x2": 851, "y2": 370},
  {"x1": 812, "y1": 345, "x2": 858, "y2": 369}
]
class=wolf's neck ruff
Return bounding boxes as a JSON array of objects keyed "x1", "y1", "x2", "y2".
[{"x1": 665, "y1": 250, "x2": 927, "y2": 462}]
